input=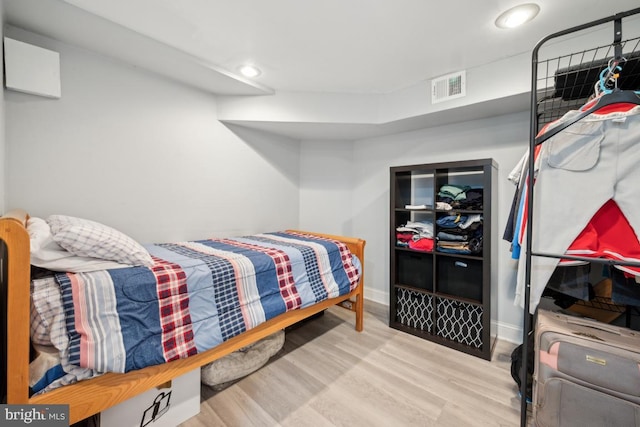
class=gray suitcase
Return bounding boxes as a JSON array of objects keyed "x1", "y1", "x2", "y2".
[{"x1": 533, "y1": 309, "x2": 640, "y2": 426}]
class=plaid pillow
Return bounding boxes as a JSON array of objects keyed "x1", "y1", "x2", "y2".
[{"x1": 47, "y1": 215, "x2": 153, "y2": 267}]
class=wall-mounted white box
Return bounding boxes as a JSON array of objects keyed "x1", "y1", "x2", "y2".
[{"x1": 4, "y1": 37, "x2": 61, "y2": 98}]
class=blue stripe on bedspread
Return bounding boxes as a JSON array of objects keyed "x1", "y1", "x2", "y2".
[
  {"x1": 56, "y1": 273, "x2": 79, "y2": 366},
  {"x1": 107, "y1": 267, "x2": 164, "y2": 371}
]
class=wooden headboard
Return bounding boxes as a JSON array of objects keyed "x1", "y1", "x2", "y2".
[{"x1": 0, "y1": 209, "x2": 31, "y2": 404}]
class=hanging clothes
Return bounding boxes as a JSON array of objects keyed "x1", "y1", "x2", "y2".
[{"x1": 512, "y1": 98, "x2": 640, "y2": 312}]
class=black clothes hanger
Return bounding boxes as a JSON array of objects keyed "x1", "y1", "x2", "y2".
[{"x1": 535, "y1": 89, "x2": 640, "y2": 146}]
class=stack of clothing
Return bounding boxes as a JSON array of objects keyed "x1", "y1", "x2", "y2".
[
  {"x1": 436, "y1": 213, "x2": 483, "y2": 255},
  {"x1": 396, "y1": 220, "x2": 434, "y2": 252},
  {"x1": 437, "y1": 184, "x2": 483, "y2": 210}
]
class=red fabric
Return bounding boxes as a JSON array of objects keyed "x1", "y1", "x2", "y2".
[
  {"x1": 396, "y1": 232, "x2": 415, "y2": 243},
  {"x1": 151, "y1": 258, "x2": 198, "y2": 362},
  {"x1": 566, "y1": 199, "x2": 640, "y2": 274},
  {"x1": 581, "y1": 100, "x2": 638, "y2": 114},
  {"x1": 409, "y1": 238, "x2": 434, "y2": 252}
]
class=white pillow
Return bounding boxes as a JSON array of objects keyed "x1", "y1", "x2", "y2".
[
  {"x1": 27, "y1": 217, "x2": 135, "y2": 272},
  {"x1": 46, "y1": 215, "x2": 154, "y2": 268}
]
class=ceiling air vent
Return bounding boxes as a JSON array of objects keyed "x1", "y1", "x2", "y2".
[{"x1": 431, "y1": 71, "x2": 466, "y2": 104}]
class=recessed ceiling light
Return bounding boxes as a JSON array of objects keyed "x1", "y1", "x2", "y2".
[
  {"x1": 238, "y1": 64, "x2": 261, "y2": 78},
  {"x1": 495, "y1": 3, "x2": 540, "y2": 29}
]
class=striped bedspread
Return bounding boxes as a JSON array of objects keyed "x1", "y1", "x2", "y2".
[{"x1": 38, "y1": 231, "x2": 360, "y2": 382}]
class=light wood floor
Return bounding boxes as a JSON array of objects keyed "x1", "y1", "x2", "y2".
[{"x1": 180, "y1": 301, "x2": 527, "y2": 427}]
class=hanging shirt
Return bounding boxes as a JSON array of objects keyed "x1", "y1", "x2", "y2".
[{"x1": 513, "y1": 98, "x2": 640, "y2": 312}]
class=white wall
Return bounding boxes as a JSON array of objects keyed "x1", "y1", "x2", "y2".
[
  {"x1": 299, "y1": 140, "x2": 354, "y2": 236},
  {"x1": 343, "y1": 112, "x2": 529, "y2": 341},
  {"x1": 5, "y1": 27, "x2": 301, "y2": 243}
]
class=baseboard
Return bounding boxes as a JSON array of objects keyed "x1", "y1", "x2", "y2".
[
  {"x1": 495, "y1": 320, "x2": 522, "y2": 344},
  {"x1": 364, "y1": 288, "x2": 387, "y2": 306}
]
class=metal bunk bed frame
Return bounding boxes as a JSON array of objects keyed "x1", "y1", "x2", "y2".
[{"x1": 521, "y1": 7, "x2": 640, "y2": 426}]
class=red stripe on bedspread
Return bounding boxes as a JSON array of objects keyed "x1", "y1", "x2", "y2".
[
  {"x1": 151, "y1": 257, "x2": 198, "y2": 362},
  {"x1": 68, "y1": 274, "x2": 95, "y2": 369},
  {"x1": 220, "y1": 239, "x2": 303, "y2": 311},
  {"x1": 338, "y1": 242, "x2": 360, "y2": 291}
]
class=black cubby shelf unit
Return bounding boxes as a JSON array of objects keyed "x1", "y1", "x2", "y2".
[{"x1": 389, "y1": 158, "x2": 498, "y2": 360}]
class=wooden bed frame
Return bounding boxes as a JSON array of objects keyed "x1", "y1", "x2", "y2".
[{"x1": 0, "y1": 209, "x2": 365, "y2": 424}]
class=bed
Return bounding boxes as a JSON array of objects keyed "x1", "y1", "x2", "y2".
[{"x1": 0, "y1": 209, "x2": 365, "y2": 424}]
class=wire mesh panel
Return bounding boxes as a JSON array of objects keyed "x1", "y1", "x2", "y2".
[{"x1": 535, "y1": 36, "x2": 640, "y2": 130}]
